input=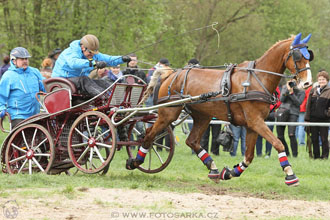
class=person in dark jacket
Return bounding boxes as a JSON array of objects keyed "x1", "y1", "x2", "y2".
[
  {"x1": 122, "y1": 53, "x2": 146, "y2": 84},
  {"x1": 276, "y1": 79, "x2": 305, "y2": 157},
  {"x1": 305, "y1": 70, "x2": 330, "y2": 159},
  {"x1": 0, "y1": 55, "x2": 10, "y2": 80}
]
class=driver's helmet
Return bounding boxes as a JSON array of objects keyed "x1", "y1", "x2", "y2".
[
  {"x1": 80, "y1": 34, "x2": 99, "y2": 54},
  {"x1": 10, "y1": 47, "x2": 31, "y2": 60}
]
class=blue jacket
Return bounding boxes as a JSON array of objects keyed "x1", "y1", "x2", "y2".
[
  {"x1": 52, "y1": 40, "x2": 124, "y2": 78},
  {"x1": 0, "y1": 62, "x2": 45, "y2": 120}
]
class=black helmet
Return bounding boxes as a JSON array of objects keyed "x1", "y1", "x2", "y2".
[
  {"x1": 10, "y1": 47, "x2": 31, "y2": 60},
  {"x1": 49, "y1": 48, "x2": 62, "y2": 58}
]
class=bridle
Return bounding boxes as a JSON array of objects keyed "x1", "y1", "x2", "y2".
[{"x1": 284, "y1": 43, "x2": 314, "y2": 78}]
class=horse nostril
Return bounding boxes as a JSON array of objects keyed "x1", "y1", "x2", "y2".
[{"x1": 303, "y1": 81, "x2": 312, "y2": 88}]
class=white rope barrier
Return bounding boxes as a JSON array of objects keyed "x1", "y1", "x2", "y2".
[{"x1": 180, "y1": 119, "x2": 330, "y2": 127}]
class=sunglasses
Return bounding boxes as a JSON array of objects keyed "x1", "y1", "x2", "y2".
[{"x1": 84, "y1": 47, "x2": 95, "y2": 54}]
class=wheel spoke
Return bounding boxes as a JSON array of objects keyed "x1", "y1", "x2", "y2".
[
  {"x1": 151, "y1": 146, "x2": 164, "y2": 164},
  {"x1": 21, "y1": 130, "x2": 30, "y2": 150},
  {"x1": 85, "y1": 117, "x2": 92, "y2": 137},
  {"x1": 93, "y1": 118, "x2": 101, "y2": 137},
  {"x1": 148, "y1": 148, "x2": 152, "y2": 170},
  {"x1": 9, "y1": 155, "x2": 26, "y2": 164},
  {"x1": 93, "y1": 147, "x2": 105, "y2": 163},
  {"x1": 154, "y1": 131, "x2": 168, "y2": 141},
  {"x1": 34, "y1": 153, "x2": 50, "y2": 157},
  {"x1": 33, "y1": 138, "x2": 48, "y2": 151},
  {"x1": 17, "y1": 159, "x2": 28, "y2": 174},
  {"x1": 89, "y1": 148, "x2": 94, "y2": 164},
  {"x1": 32, "y1": 157, "x2": 45, "y2": 172},
  {"x1": 11, "y1": 143, "x2": 27, "y2": 153},
  {"x1": 153, "y1": 142, "x2": 170, "y2": 151},
  {"x1": 28, "y1": 159, "x2": 32, "y2": 175},
  {"x1": 77, "y1": 147, "x2": 90, "y2": 163},
  {"x1": 95, "y1": 129, "x2": 110, "y2": 141},
  {"x1": 71, "y1": 142, "x2": 88, "y2": 148},
  {"x1": 95, "y1": 142, "x2": 113, "y2": 149},
  {"x1": 31, "y1": 128, "x2": 38, "y2": 149},
  {"x1": 75, "y1": 128, "x2": 89, "y2": 140}
]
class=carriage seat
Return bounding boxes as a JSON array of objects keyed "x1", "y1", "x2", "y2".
[
  {"x1": 43, "y1": 77, "x2": 77, "y2": 94},
  {"x1": 43, "y1": 88, "x2": 72, "y2": 113}
]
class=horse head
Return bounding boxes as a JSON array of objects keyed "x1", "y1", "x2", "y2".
[{"x1": 284, "y1": 33, "x2": 313, "y2": 88}]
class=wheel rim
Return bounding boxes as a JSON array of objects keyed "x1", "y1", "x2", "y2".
[
  {"x1": 68, "y1": 111, "x2": 116, "y2": 174},
  {"x1": 5, "y1": 124, "x2": 54, "y2": 174},
  {"x1": 126, "y1": 121, "x2": 175, "y2": 173}
]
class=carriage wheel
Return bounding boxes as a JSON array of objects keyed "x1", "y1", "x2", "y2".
[
  {"x1": 5, "y1": 124, "x2": 55, "y2": 174},
  {"x1": 68, "y1": 111, "x2": 116, "y2": 174},
  {"x1": 126, "y1": 121, "x2": 175, "y2": 173}
]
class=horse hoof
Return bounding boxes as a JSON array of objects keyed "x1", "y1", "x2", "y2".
[
  {"x1": 208, "y1": 169, "x2": 220, "y2": 183},
  {"x1": 285, "y1": 174, "x2": 299, "y2": 186},
  {"x1": 125, "y1": 158, "x2": 137, "y2": 170},
  {"x1": 220, "y1": 167, "x2": 232, "y2": 180}
]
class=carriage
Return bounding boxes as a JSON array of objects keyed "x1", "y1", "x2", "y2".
[{"x1": 0, "y1": 75, "x2": 176, "y2": 175}]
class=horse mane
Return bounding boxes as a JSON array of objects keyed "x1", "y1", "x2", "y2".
[
  {"x1": 259, "y1": 35, "x2": 294, "y2": 59},
  {"x1": 138, "y1": 68, "x2": 174, "y2": 105}
]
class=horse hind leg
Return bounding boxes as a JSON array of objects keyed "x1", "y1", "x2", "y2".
[
  {"x1": 186, "y1": 116, "x2": 221, "y2": 183},
  {"x1": 126, "y1": 107, "x2": 181, "y2": 170},
  {"x1": 220, "y1": 127, "x2": 254, "y2": 181}
]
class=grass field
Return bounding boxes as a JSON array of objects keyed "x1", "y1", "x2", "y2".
[{"x1": 0, "y1": 122, "x2": 329, "y2": 202}]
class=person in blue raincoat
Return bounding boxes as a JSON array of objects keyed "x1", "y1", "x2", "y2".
[
  {"x1": 52, "y1": 34, "x2": 131, "y2": 97},
  {"x1": 0, "y1": 47, "x2": 45, "y2": 128}
]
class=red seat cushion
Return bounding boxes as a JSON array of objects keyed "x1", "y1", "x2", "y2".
[{"x1": 44, "y1": 89, "x2": 71, "y2": 113}]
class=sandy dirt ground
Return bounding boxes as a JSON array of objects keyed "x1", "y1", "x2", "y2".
[{"x1": 1, "y1": 187, "x2": 330, "y2": 220}]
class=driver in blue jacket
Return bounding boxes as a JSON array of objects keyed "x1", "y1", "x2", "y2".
[
  {"x1": 52, "y1": 34, "x2": 131, "y2": 97},
  {"x1": 0, "y1": 47, "x2": 45, "y2": 128}
]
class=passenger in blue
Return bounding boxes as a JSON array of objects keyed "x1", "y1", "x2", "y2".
[
  {"x1": 0, "y1": 47, "x2": 45, "y2": 128},
  {"x1": 52, "y1": 34, "x2": 131, "y2": 97}
]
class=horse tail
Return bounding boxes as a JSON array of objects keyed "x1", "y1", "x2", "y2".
[{"x1": 139, "y1": 68, "x2": 170, "y2": 105}]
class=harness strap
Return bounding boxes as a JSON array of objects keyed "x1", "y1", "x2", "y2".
[
  {"x1": 248, "y1": 61, "x2": 273, "y2": 98},
  {"x1": 168, "y1": 69, "x2": 182, "y2": 96},
  {"x1": 180, "y1": 68, "x2": 192, "y2": 96}
]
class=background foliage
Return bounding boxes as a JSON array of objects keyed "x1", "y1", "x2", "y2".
[{"x1": 0, "y1": 0, "x2": 328, "y2": 78}]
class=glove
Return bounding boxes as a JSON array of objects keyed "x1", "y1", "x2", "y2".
[
  {"x1": 94, "y1": 61, "x2": 107, "y2": 69},
  {"x1": 122, "y1": 55, "x2": 131, "y2": 63},
  {"x1": 0, "y1": 110, "x2": 6, "y2": 119}
]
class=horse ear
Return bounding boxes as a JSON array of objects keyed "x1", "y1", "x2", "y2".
[
  {"x1": 292, "y1": 33, "x2": 302, "y2": 46},
  {"x1": 301, "y1": 33, "x2": 312, "y2": 44}
]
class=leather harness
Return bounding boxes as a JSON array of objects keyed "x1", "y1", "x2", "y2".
[{"x1": 154, "y1": 61, "x2": 276, "y2": 123}]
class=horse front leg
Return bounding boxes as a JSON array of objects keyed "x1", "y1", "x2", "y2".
[
  {"x1": 247, "y1": 120, "x2": 299, "y2": 186},
  {"x1": 220, "y1": 127, "x2": 257, "y2": 180}
]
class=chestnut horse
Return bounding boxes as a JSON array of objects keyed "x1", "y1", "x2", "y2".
[{"x1": 127, "y1": 33, "x2": 313, "y2": 186}]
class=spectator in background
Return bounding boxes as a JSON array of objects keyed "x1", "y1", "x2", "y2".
[
  {"x1": 0, "y1": 47, "x2": 45, "y2": 128},
  {"x1": 0, "y1": 55, "x2": 10, "y2": 80},
  {"x1": 103, "y1": 65, "x2": 124, "y2": 84},
  {"x1": 48, "y1": 48, "x2": 62, "y2": 68},
  {"x1": 256, "y1": 86, "x2": 281, "y2": 158},
  {"x1": 276, "y1": 79, "x2": 305, "y2": 157},
  {"x1": 122, "y1": 53, "x2": 146, "y2": 84},
  {"x1": 40, "y1": 58, "x2": 53, "y2": 79},
  {"x1": 229, "y1": 125, "x2": 246, "y2": 157},
  {"x1": 305, "y1": 70, "x2": 330, "y2": 159},
  {"x1": 89, "y1": 68, "x2": 108, "y2": 80},
  {"x1": 296, "y1": 84, "x2": 312, "y2": 146}
]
